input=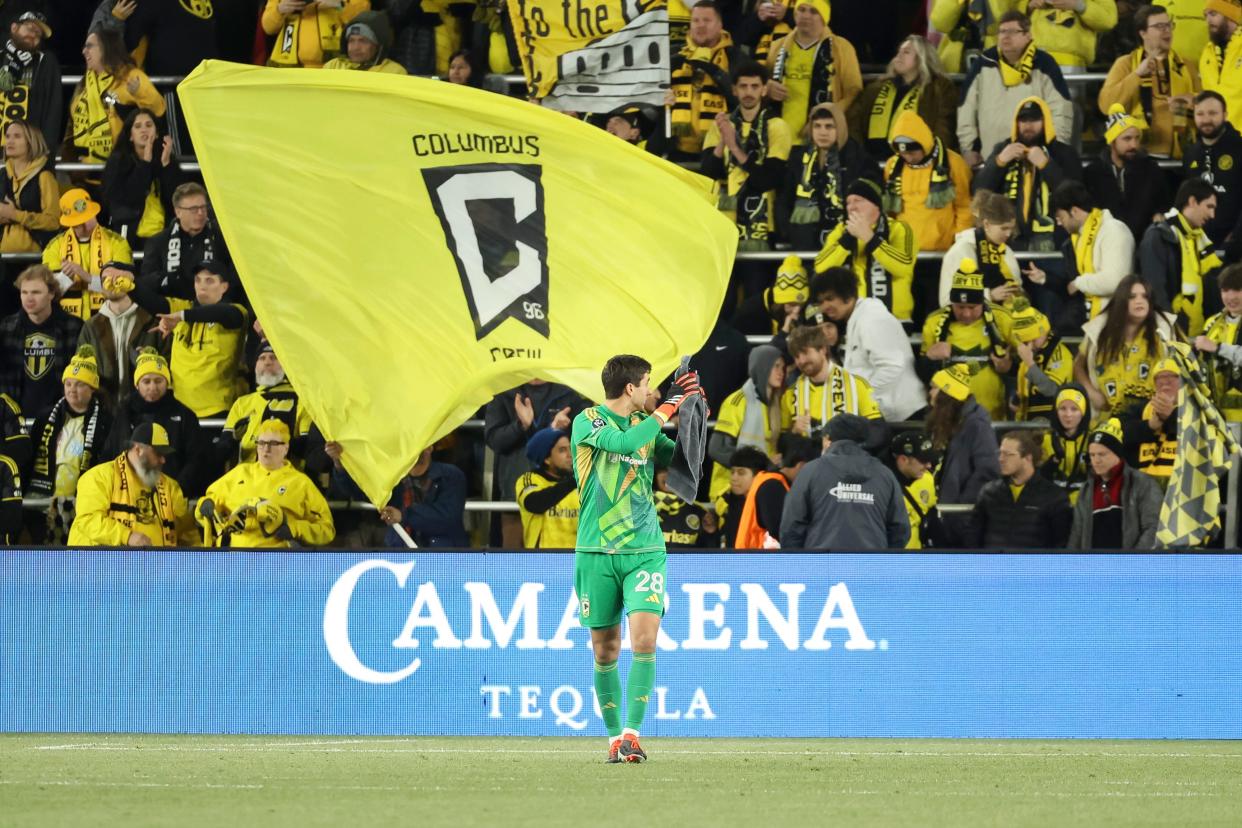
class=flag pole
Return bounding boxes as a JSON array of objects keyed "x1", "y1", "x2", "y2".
[{"x1": 374, "y1": 504, "x2": 418, "y2": 549}]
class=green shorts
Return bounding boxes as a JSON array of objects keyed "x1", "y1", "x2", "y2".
[{"x1": 573, "y1": 549, "x2": 667, "y2": 629}]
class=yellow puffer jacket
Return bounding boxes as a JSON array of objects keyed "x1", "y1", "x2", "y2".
[
  {"x1": 201, "y1": 460, "x2": 335, "y2": 548},
  {"x1": 1020, "y1": 0, "x2": 1117, "y2": 68}
]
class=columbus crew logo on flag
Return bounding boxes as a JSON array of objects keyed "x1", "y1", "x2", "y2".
[{"x1": 422, "y1": 163, "x2": 550, "y2": 340}]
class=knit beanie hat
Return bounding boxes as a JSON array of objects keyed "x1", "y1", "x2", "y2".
[
  {"x1": 846, "y1": 178, "x2": 884, "y2": 211},
  {"x1": 1010, "y1": 302, "x2": 1051, "y2": 343},
  {"x1": 1207, "y1": 0, "x2": 1242, "y2": 24},
  {"x1": 931, "y1": 364, "x2": 972, "y2": 402},
  {"x1": 62, "y1": 345, "x2": 99, "y2": 390},
  {"x1": 525, "y1": 427, "x2": 566, "y2": 466},
  {"x1": 795, "y1": 0, "x2": 831, "y2": 24},
  {"x1": 1089, "y1": 417, "x2": 1126, "y2": 459},
  {"x1": 1152, "y1": 356, "x2": 1181, "y2": 379},
  {"x1": 1103, "y1": 103, "x2": 1144, "y2": 145},
  {"x1": 772, "y1": 255, "x2": 809, "y2": 304},
  {"x1": 949, "y1": 259, "x2": 985, "y2": 305},
  {"x1": 133, "y1": 347, "x2": 171, "y2": 388},
  {"x1": 1055, "y1": 384, "x2": 1088, "y2": 415}
]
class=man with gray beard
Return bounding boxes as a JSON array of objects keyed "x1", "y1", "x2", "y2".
[{"x1": 69, "y1": 421, "x2": 198, "y2": 547}]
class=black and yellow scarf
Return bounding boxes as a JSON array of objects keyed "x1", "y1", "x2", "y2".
[
  {"x1": 1001, "y1": 150, "x2": 1056, "y2": 250},
  {"x1": 774, "y1": 33, "x2": 836, "y2": 120},
  {"x1": 269, "y1": 7, "x2": 343, "y2": 67},
  {"x1": 930, "y1": 304, "x2": 1008, "y2": 363},
  {"x1": 866, "y1": 80, "x2": 921, "y2": 143},
  {"x1": 789, "y1": 144, "x2": 845, "y2": 229},
  {"x1": 1070, "y1": 208, "x2": 1108, "y2": 318},
  {"x1": 30, "y1": 395, "x2": 104, "y2": 496},
  {"x1": 973, "y1": 228, "x2": 1017, "y2": 292},
  {"x1": 1167, "y1": 209, "x2": 1223, "y2": 335},
  {"x1": 998, "y1": 41, "x2": 1037, "y2": 87},
  {"x1": 110, "y1": 453, "x2": 180, "y2": 546},
  {"x1": 670, "y1": 37, "x2": 734, "y2": 139},
  {"x1": 719, "y1": 108, "x2": 773, "y2": 248},
  {"x1": 68, "y1": 71, "x2": 115, "y2": 164},
  {"x1": 883, "y1": 136, "x2": 955, "y2": 214}
]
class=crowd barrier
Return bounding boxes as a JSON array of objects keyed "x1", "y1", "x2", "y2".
[{"x1": 3, "y1": 549, "x2": 1238, "y2": 737}]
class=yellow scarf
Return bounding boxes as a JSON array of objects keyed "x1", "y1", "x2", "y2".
[
  {"x1": 110, "y1": 454, "x2": 181, "y2": 546},
  {"x1": 69, "y1": 71, "x2": 115, "y2": 164},
  {"x1": 998, "y1": 42, "x2": 1036, "y2": 88},
  {"x1": 670, "y1": 36, "x2": 733, "y2": 141},
  {"x1": 1072, "y1": 208, "x2": 1107, "y2": 319},
  {"x1": 269, "y1": 8, "x2": 343, "y2": 67},
  {"x1": 866, "y1": 80, "x2": 921, "y2": 142},
  {"x1": 61, "y1": 227, "x2": 109, "y2": 320},
  {"x1": 1129, "y1": 47, "x2": 1193, "y2": 155},
  {"x1": 1169, "y1": 210, "x2": 1223, "y2": 336}
]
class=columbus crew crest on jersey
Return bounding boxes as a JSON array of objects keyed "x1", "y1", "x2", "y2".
[{"x1": 23, "y1": 333, "x2": 55, "y2": 380}]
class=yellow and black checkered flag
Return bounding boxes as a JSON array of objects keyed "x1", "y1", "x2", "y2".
[{"x1": 1156, "y1": 344, "x2": 1241, "y2": 548}]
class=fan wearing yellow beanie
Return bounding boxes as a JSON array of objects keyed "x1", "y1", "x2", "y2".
[
  {"x1": 763, "y1": 0, "x2": 862, "y2": 143},
  {"x1": 1010, "y1": 300, "x2": 1073, "y2": 420}
]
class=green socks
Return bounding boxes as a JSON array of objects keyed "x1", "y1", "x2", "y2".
[
  {"x1": 594, "y1": 660, "x2": 623, "y2": 737},
  {"x1": 625, "y1": 652, "x2": 657, "y2": 732}
]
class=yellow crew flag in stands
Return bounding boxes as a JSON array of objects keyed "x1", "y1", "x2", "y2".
[
  {"x1": 178, "y1": 61, "x2": 735, "y2": 508},
  {"x1": 508, "y1": 0, "x2": 670, "y2": 111},
  {"x1": 1156, "y1": 346, "x2": 1242, "y2": 547}
]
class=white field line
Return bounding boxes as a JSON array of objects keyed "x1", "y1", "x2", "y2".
[
  {"x1": 23, "y1": 743, "x2": 1242, "y2": 760},
  {"x1": 0, "y1": 778, "x2": 1222, "y2": 798},
  {"x1": 33, "y1": 738, "x2": 423, "y2": 751}
]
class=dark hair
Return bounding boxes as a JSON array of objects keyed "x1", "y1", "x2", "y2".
[
  {"x1": 193, "y1": 262, "x2": 231, "y2": 283},
  {"x1": 927, "y1": 393, "x2": 966, "y2": 451},
  {"x1": 601, "y1": 354, "x2": 651, "y2": 399},
  {"x1": 109, "y1": 108, "x2": 163, "y2": 166},
  {"x1": 786, "y1": 324, "x2": 830, "y2": 356},
  {"x1": 92, "y1": 29, "x2": 136, "y2": 77},
  {"x1": 1050, "y1": 180, "x2": 1095, "y2": 214},
  {"x1": 1221, "y1": 263, "x2": 1242, "y2": 292},
  {"x1": 1195, "y1": 89, "x2": 1228, "y2": 112},
  {"x1": 729, "y1": 446, "x2": 770, "y2": 472},
  {"x1": 691, "y1": 0, "x2": 723, "y2": 17},
  {"x1": 1175, "y1": 177, "x2": 1217, "y2": 210},
  {"x1": 447, "y1": 49, "x2": 480, "y2": 87},
  {"x1": 1001, "y1": 429, "x2": 1041, "y2": 464},
  {"x1": 1134, "y1": 4, "x2": 1168, "y2": 33},
  {"x1": 1096, "y1": 275, "x2": 1161, "y2": 367},
  {"x1": 811, "y1": 267, "x2": 858, "y2": 303},
  {"x1": 778, "y1": 434, "x2": 821, "y2": 467},
  {"x1": 732, "y1": 61, "x2": 769, "y2": 85},
  {"x1": 997, "y1": 10, "x2": 1031, "y2": 30}
]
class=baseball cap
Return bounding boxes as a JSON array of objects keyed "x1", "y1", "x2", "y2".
[{"x1": 131, "y1": 422, "x2": 175, "y2": 455}]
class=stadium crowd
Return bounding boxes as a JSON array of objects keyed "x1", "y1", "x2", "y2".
[{"x1": 2, "y1": 0, "x2": 1241, "y2": 549}]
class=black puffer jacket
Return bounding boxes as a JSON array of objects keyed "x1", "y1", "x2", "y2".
[{"x1": 965, "y1": 473, "x2": 1072, "y2": 548}]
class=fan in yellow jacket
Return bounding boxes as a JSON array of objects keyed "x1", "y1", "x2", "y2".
[
  {"x1": 261, "y1": 0, "x2": 369, "y2": 68},
  {"x1": 1019, "y1": 0, "x2": 1116, "y2": 71},
  {"x1": 1201, "y1": 0, "x2": 1242, "y2": 131},
  {"x1": 763, "y1": 0, "x2": 863, "y2": 141},
  {"x1": 882, "y1": 110, "x2": 972, "y2": 252},
  {"x1": 198, "y1": 419, "x2": 335, "y2": 548},
  {"x1": 42, "y1": 190, "x2": 133, "y2": 321},
  {"x1": 813, "y1": 177, "x2": 917, "y2": 322},
  {"x1": 322, "y1": 11, "x2": 407, "y2": 74},
  {"x1": 68, "y1": 421, "x2": 198, "y2": 547},
  {"x1": 1098, "y1": 5, "x2": 1200, "y2": 159}
]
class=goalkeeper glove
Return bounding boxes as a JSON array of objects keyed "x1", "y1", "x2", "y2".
[{"x1": 653, "y1": 372, "x2": 701, "y2": 423}]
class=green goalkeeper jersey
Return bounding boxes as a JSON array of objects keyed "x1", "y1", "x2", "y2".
[{"x1": 572, "y1": 405, "x2": 677, "y2": 554}]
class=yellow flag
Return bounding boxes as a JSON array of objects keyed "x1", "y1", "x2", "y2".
[
  {"x1": 508, "y1": 0, "x2": 670, "y2": 111},
  {"x1": 178, "y1": 61, "x2": 735, "y2": 507}
]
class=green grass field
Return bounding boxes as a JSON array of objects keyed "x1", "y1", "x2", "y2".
[{"x1": 3, "y1": 735, "x2": 1241, "y2": 827}]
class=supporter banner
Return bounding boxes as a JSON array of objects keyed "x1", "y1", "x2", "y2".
[
  {"x1": 508, "y1": 0, "x2": 670, "y2": 111},
  {"x1": 3, "y1": 551, "x2": 1241, "y2": 738},
  {"x1": 177, "y1": 62, "x2": 733, "y2": 507}
]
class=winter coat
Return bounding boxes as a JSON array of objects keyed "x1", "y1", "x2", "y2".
[
  {"x1": 935, "y1": 400, "x2": 1000, "y2": 506},
  {"x1": 1081, "y1": 151, "x2": 1172, "y2": 242},
  {"x1": 1182, "y1": 122, "x2": 1242, "y2": 244},
  {"x1": 779, "y1": 439, "x2": 909, "y2": 549},
  {"x1": 847, "y1": 73, "x2": 959, "y2": 161},
  {"x1": 1067, "y1": 463, "x2": 1164, "y2": 549},
  {"x1": 957, "y1": 45, "x2": 1073, "y2": 155},
  {"x1": 483, "y1": 382, "x2": 587, "y2": 504},
  {"x1": 840, "y1": 297, "x2": 926, "y2": 421},
  {"x1": 965, "y1": 473, "x2": 1072, "y2": 548}
]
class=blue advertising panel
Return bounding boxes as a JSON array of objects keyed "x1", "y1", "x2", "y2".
[{"x1": 1, "y1": 551, "x2": 1240, "y2": 738}]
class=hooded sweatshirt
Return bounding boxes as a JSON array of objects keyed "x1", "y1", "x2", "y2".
[
  {"x1": 323, "y1": 10, "x2": 408, "y2": 73},
  {"x1": 882, "y1": 110, "x2": 972, "y2": 251},
  {"x1": 777, "y1": 101, "x2": 872, "y2": 250},
  {"x1": 975, "y1": 96, "x2": 1083, "y2": 251},
  {"x1": 707, "y1": 344, "x2": 784, "y2": 499}
]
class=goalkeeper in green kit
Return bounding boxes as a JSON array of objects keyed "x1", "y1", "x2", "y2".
[{"x1": 572, "y1": 355, "x2": 702, "y2": 764}]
